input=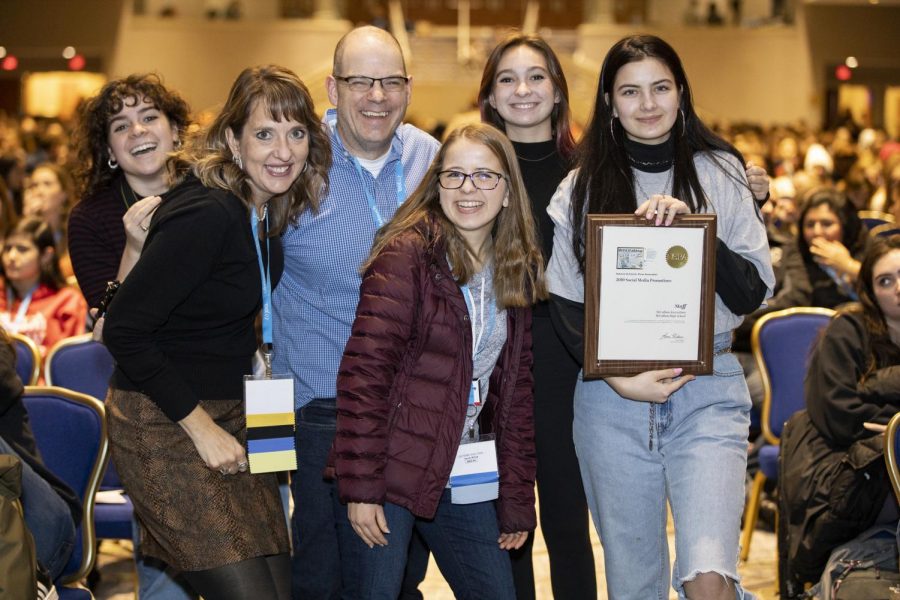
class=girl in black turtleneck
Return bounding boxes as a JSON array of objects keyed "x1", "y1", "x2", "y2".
[
  {"x1": 475, "y1": 33, "x2": 771, "y2": 600},
  {"x1": 545, "y1": 35, "x2": 774, "y2": 600},
  {"x1": 476, "y1": 33, "x2": 589, "y2": 600}
]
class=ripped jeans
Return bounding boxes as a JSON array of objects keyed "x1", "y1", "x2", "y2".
[{"x1": 573, "y1": 334, "x2": 755, "y2": 600}]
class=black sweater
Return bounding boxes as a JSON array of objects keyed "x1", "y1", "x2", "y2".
[
  {"x1": 68, "y1": 174, "x2": 132, "y2": 308},
  {"x1": 104, "y1": 176, "x2": 283, "y2": 422},
  {"x1": 806, "y1": 311, "x2": 900, "y2": 448}
]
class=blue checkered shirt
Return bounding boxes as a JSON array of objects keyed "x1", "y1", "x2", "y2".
[{"x1": 272, "y1": 108, "x2": 440, "y2": 408}]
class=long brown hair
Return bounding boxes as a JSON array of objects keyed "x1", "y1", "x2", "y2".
[
  {"x1": 2, "y1": 217, "x2": 67, "y2": 292},
  {"x1": 173, "y1": 65, "x2": 331, "y2": 237},
  {"x1": 477, "y1": 32, "x2": 576, "y2": 161},
  {"x1": 851, "y1": 234, "x2": 900, "y2": 380},
  {"x1": 364, "y1": 123, "x2": 546, "y2": 308}
]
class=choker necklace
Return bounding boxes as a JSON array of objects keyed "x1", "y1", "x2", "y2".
[{"x1": 628, "y1": 156, "x2": 673, "y2": 168}]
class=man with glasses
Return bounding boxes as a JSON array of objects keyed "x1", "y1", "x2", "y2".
[{"x1": 272, "y1": 25, "x2": 439, "y2": 599}]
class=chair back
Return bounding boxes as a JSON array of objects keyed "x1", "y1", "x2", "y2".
[
  {"x1": 858, "y1": 210, "x2": 895, "y2": 231},
  {"x1": 884, "y1": 412, "x2": 900, "y2": 505},
  {"x1": 45, "y1": 334, "x2": 115, "y2": 401},
  {"x1": 870, "y1": 223, "x2": 900, "y2": 239},
  {"x1": 22, "y1": 386, "x2": 108, "y2": 585},
  {"x1": 752, "y1": 307, "x2": 836, "y2": 445},
  {"x1": 9, "y1": 332, "x2": 40, "y2": 385}
]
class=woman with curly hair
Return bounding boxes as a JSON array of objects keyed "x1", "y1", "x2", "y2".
[
  {"x1": 103, "y1": 65, "x2": 330, "y2": 598},
  {"x1": 68, "y1": 73, "x2": 191, "y2": 308}
]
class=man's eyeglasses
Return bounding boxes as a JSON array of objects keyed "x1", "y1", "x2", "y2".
[
  {"x1": 437, "y1": 170, "x2": 505, "y2": 191},
  {"x1": 333, "y1": 75, "x2": 410, "y2": 93}
]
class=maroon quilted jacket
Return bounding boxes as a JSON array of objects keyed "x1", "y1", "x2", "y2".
[{"x1": 334, "y1": 219, "x2": 536, "y2": 533}]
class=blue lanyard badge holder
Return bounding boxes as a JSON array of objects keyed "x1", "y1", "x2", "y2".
[
  {"x1": 244, "y1": 208, "x2": 296, "y2": 474},
  {"x1": 448, "y1": 276, "x2": 499, "y2": 504}
]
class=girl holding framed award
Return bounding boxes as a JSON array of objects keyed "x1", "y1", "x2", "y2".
[
  {"x1": 545, "y1": 35, "x2": 775, "y2": 599},
  {"x1": 333, "y1": 123, "x2": 545, "y2": 599}
]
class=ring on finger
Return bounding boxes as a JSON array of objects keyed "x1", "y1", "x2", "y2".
[
  {"x1": 237, "y1": 461, "x2": 248, "y2": 472},
  {"x1": 140, "y1": 224, "x2": 149, "y2": 231},
  {"x1": 219, "y1": 467, "x2": 228, "y2": 475}
]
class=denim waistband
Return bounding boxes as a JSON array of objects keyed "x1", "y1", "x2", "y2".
[{"x1": 713, "y1": 332, "x2": 732, "y2": 356}]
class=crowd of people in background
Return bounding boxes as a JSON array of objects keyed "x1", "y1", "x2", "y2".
[{"x1": 0, "y1": 23, "x2": 899, "y2": 600}]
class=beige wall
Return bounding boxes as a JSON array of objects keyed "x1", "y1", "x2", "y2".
[
  {"x1": 575, "y1": 23, "x2": 816, "y2": 127},
  {"x1": 109, "y1": 13, "x2": 351, "y2": 114}
]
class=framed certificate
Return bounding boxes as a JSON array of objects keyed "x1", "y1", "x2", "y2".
[{"x1": 583, "y1": 214, "x2": 717, "y2": 378}]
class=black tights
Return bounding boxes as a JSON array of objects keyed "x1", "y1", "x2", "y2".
[{"x1": 182, "y1": 553, "x2": 290, "y2": 600}]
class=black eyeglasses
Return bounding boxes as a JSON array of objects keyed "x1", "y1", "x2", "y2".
[
  {"x1": 437, "y1": 170, "x2": 505, "y2": 191},
  {"x1": 333, "y1": 75, "x2": 410, "y2": 93}
]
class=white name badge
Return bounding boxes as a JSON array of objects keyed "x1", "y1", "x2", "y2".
[
  {"x1": 244, "y1": 375, "x2": 296, "y2": 474},
  {"x1": 448, "y1": 437, "x2": 499, "y2": 504}
]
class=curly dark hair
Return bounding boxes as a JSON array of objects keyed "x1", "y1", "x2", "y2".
[{"x1": 72, "y1": 73, "x2": 191, "y2": 200}]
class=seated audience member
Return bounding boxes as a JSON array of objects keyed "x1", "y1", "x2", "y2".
[
  {"x1": 736, "y1": 188, "x2": 869, "y2": 407},
  {"x1": 763, "y1": 176, "x2": 799, "y2": 287},
  {"x1": 23, "y1": 163, "x2": 75, "y2": 279},
  {"x1": 0, "y1": 326, "x2": 80, "y2": 583},
  {"x1": 0, "y1": 218, "x2": 87, "y2": 356},
  {"x1": 0, "y1": 177, "x2": 16, "y2": 243},
  {"x1": 779, "y1": 235, "x2": 900, "y2": 595}
]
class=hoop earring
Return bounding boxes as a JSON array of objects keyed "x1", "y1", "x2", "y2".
[
  {"x1": 680, "y1": 109, "x2": 686, "y2": 137},
  {"x1": 233, "y1": 154, "x2": 243, "y2": 170},
  {"x1": 609, "y1": 118, "x2": 618, "y2": 144},
  {"x1": 108, "y1": 157, "x2": 118, "y2": 170},
  {"x1": 301, "y1": 161, "x2": 308, "y2": 174}
]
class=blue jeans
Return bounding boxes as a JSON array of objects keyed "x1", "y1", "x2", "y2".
[
  {"x1": 574, "y1": 338, "x2": 755, "y2": 600},
  {"x1": 336, "y1": 490, "x2": 516, "y2": 600},
  {"x1": 0, "y1": 436, "x2": 74, "y2": 581},
  {"x1": 291, "y1": 400, "x2": 341, "y2": 600},
  {"x1": 133, "y1": 519, "x2": 198, "y2": 599}
]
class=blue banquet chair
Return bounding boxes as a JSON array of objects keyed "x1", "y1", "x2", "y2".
[
  {"x1": 883, "y1": 412, "x2": 900, "y2": 505},
  {"x1": 23, "y1": 386, "x2": 109, "y2": 599},
  {"x1": 45, "y1": 334, "x2": 132, "y2": 541},
  {"x1": 870, "y1": 223, "x2": 900, "y2": 239},
  {"x1": 10, "y1": 331, "x2": 41, "y2": 385},
  {"x1": 858, "y1": 210, "x2": 895, "y2": 231},
  {"x1": 739, "y1": 306, "x2": 835, "y2": 561}
]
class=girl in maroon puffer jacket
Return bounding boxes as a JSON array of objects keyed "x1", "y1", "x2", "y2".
[{"x1": 333, "y1": 123, "x2": 547, "y2": 599}]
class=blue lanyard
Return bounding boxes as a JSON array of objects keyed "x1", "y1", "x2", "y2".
[
  {"x1": 351, "y1": 158, "x2": 406, "y2": 228},
  {"x1": 250, "y1": 206, "x2": 273, "y2": 371},
  {"x1": 6, "y1": 285, "x2": 36, "y2": 324},
  {"x1": 460, "y1": 273, "x2": 496, "y2": 358}
]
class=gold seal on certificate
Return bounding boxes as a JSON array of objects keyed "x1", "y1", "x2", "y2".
[
  {"x1": 666, "y1": 245, "x2": 688, "y2": 269},
  {"x1": 584, "y1": 214, "x2": 717, "y2": 378}
]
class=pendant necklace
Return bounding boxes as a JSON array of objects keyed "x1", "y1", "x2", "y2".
[
  {"x1": 633, "y1": 166, "x2": 674, "y2": 201},
  {"x1": 516, "y1": 149, "x2": 557, "y2": 163},
  {"x1": 118, "y1": 180, "x2": 140, "y2": 211}
]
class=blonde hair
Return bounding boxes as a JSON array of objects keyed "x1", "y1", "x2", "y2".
[{"x1": 364, "y1": 123, "x2": 546, "y2": 308}]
